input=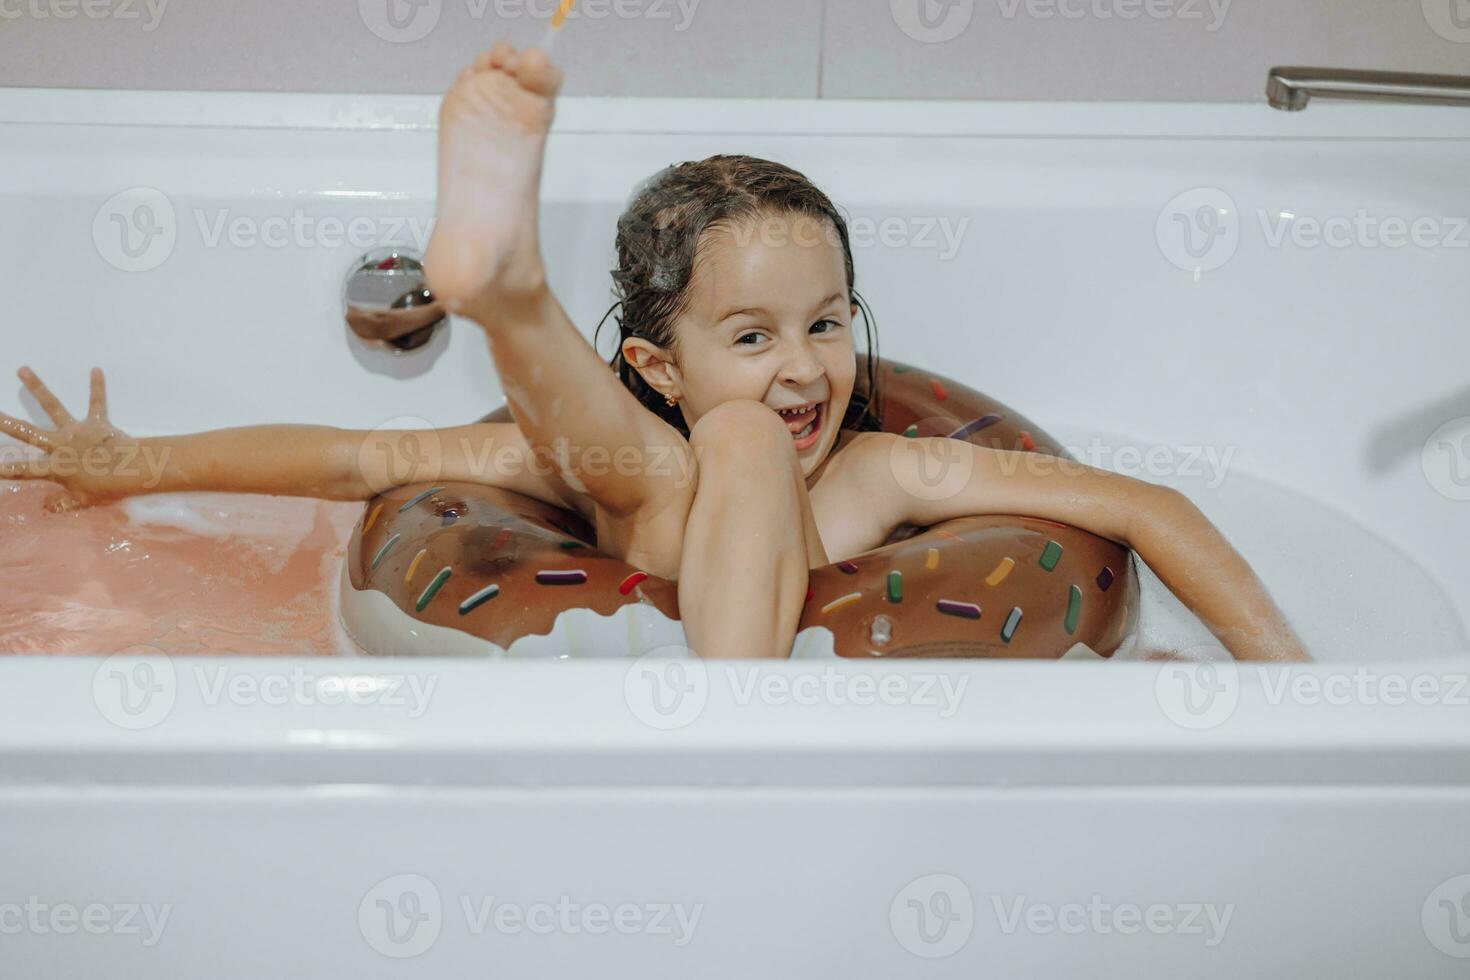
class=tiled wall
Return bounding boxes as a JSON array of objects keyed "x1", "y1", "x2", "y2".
[{"x1": 1, "y1": 0, "x2": 1467, "y2": 101}]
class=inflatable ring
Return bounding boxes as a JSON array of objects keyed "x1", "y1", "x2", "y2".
[{"x1": 340, "y1": 360, "x2": 1139, "y2": 659}]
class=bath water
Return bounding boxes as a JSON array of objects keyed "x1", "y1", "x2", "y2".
[{"x1": 0, "y1": 482, "x2": 362, "y2": 655}]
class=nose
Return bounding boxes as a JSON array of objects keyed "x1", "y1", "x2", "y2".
[{"x1": 778, "y1": 338, "x2": 824, "y2": 389}]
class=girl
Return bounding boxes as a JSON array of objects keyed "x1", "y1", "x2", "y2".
[{"x1": 0, "y1": 43, "x2": 1309, "y2": 662}]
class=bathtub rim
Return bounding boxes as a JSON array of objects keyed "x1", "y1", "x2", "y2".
[
  {"x1": 3, "y1": 655, "x2": 1469, "y2": 790},
  {"x1": 3, "y1": 86, "x2": 1470, "y2": 139}
]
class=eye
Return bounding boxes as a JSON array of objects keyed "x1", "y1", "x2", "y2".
[
  {"x1": 735, "y1": 331, "x2": 767, "y2": 346},
  {"x1": 811, "y1": 319, "x2": 841, "y2": 334}
]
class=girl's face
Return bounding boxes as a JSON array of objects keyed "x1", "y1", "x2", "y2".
[{"x1": 627, "y1": 211, "x2": 858, "y2": 480}]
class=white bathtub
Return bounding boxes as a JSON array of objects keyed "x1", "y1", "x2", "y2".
[{"x1": 2, "y1": 89, "x2": 1469, "y2": 976}]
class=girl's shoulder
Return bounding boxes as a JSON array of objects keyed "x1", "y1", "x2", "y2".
[
  {"x1": 837, "y1": 427, "x2": 900, "y2": 455},
  {"x1": 818, "y1": 427, "x2": 900, "y2": 483}
]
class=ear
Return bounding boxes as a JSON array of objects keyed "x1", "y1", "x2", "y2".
[
  {"x1": 850, "y1": 302, "x2": 860, "y2": 319},
  {"x1": 622, "y1": 338, "x2": 681, "y2": 399}
]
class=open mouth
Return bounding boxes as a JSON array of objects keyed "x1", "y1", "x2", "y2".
[{"x1": 775, "y1": 402, "x2": 824, "y2": 451}]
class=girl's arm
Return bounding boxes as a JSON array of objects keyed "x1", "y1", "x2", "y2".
[
  {"x1": 0, "y1": 366, "x2": 581, "y2": 512},
  {"x1": 875, "y1": 434, "x2": 1311, "y2": 662}
]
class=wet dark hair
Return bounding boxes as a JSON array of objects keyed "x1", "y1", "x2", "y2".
[{"x1": 592, "y1": 154, "x2": 883, "y2": 439}]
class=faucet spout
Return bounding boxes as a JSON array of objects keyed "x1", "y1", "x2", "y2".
[{"x1": 1268, "y1": 67, "x2": 1470, "y2": 111}]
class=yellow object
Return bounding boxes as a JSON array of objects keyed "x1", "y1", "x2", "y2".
[
  {"x1": 405, "y1": 548, "x2": 428, "y2": 586},
  {"x1": 820, "y1": 592, "x2": 863, "y2": 615},
  {"x1": 985, "y1": 556, "x2": 1016, "y2": 587}
]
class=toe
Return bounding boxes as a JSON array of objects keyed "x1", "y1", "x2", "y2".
[
  {"x1": 488, "y1": 41, "x2": 516, "y2": 69},
  {"x1": 510, "y1": 47, "x2": 564, "y2": 98}
]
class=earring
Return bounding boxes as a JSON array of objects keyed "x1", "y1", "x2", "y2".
[{"x1": 665, "y1": 394, "x2": 679, "y2": 407}]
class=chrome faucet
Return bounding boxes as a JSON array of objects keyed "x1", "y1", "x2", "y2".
[
  {"x1": 1268, "y1": 67, "x2": 1470, "y2": 111},
  {"x1": 343, "y1": 248, "x2": 447, "y2": 352}
]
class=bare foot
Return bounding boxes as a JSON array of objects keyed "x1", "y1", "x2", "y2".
[{"x1": 424, "y1": 42, "x2": 563, "y2": 319}]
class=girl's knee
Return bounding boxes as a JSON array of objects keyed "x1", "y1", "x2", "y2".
[{"x1": 688, "y1": 400, "x2": 797, "y2": 470}]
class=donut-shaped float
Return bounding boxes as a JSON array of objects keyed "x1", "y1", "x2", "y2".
[{"x1": 340, "y1": 360, "x2": 1139, "y2": 659}]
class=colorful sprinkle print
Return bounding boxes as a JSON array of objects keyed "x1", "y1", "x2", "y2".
[
  {"x1": 929, "y1": 378, "x2": 949, "y2": 401},
  {"x1": 459, "y1": 583, "x2": 500, "y2": 616},
  {"x1": 1096, "y1": 566, "x2": 1115, "y2": 592},
  {"x1": 536, "y1": 570, "x2": 588, "y2": 586},
  {"x1": 363, "y1": 502, "x2": 384, "y2": 534},
  {"x1": 903, "y1": 424, "x2": 919, "y2": 439},
  {"x1": 370, "y1": 533, "x2": 401, "y2": 571},
  {"x1": 886, "y1": 571, "x2": 903, "y2": 603},
  {"x1": 925, "y1": 548, "x2": 940, "y2": 570},
  {"x1": 405, "y1": 548, "x2": 428, "y2": 586},
  {"x1": 618, "y1": 571, "x2": 649, "y2": 596},
  {"x1": 416, "y1": 567, "x2": 453, "y2": 612},
  {"x1": 1019, "y1": 431, "x2": 1036, "y2": 452},
  {"x1": 1001, "y1": 606, "x2": 1023, "y2": 643},
  {"x1": 838, "y1": 561, "x2": 859, "y2": 575},
  {"x1": 937, "y1": 599, "x2": 981, "y2": 620},
  {"x1": 1039, "y1": 540, "x2": 1063, "y2": 571},
  {"x1": 984, "y1": 556, "x2": 1015, "y2": 587},
  {"x1": 1064, "y1": 585, "x2": 1082, "y2": 635},
  {"x1": 822, "y1": 592, "x2": 863, "y2": 615},
  {"x1": 948, "y1": 415, "x2": 1002, "y2": 440},
  {"x1": 398, "y1": 487, "x2": 444, "y2": 513}
]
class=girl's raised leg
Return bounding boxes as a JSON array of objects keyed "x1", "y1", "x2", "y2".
[
  {"x1": 676, "y1": 402, "x2": 829, "y2": 659},
  {"x1": 424, "y1": 43, "x2": 686, "y2": 517}
]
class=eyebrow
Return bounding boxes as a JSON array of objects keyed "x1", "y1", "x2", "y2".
[{"x1": 716, "y1": 292, "x2": 848, "y2": 324}]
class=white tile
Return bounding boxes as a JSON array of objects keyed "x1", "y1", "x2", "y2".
[
  {"x1": 0, "y1": 0, "x2": 824, "y2": 98},
  {"x1": 823, "y1": 0, "x2": 1470, "y2": 101}
]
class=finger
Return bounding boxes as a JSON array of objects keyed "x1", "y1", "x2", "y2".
[
  {"x1": 88, "y1": 367, "x2": 107, "y2": 422},
  {"x1": 16, "y1": 367, "x2": 75, "y2": 428},
  {"x1": 0, "y1": 457, "x2": 49, "y2": 480},
  {"x1": 0, "y1": 412, "x2": 55, "y2": 451}
]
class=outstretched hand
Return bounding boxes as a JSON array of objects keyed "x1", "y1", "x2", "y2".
[{"x1": 1, "y1": 367, "x2": 139, "y2": 512}]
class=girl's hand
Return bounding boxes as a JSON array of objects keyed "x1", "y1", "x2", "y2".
[{"x1": 0, "y1": 367, "x2": 139, "y2": 512}]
